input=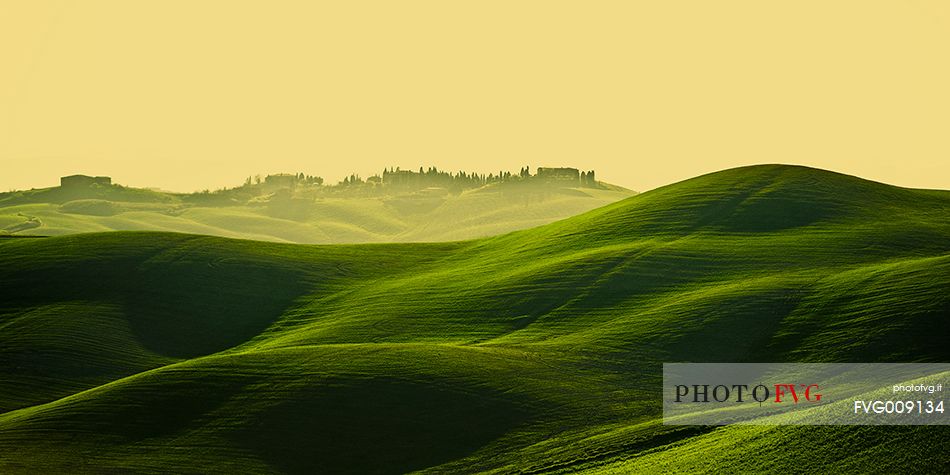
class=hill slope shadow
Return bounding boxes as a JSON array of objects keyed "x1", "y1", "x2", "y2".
[{"x1": 0, "y1": 234, "x2": 315, "y2": 358}]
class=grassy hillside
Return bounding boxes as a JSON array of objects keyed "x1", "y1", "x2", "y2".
[
  {"x1": 0, "y1": 181, "x2": 632, "y2": 244},
  {"x1": 0, "y1": 165, "x2": 948, "y2": 473}
]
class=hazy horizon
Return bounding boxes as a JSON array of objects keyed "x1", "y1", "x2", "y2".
[
  {"x1": 3, "y1": 2, "x2": 949, "y2": 193},
  {"x1": 3, "y1": 162, "x2": 946, "y2": 195}
]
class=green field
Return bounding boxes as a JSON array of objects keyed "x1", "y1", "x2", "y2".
[
  {"x1": 0, "y1": 164, "x2": 947, "y2": 473},
  {"x1": 0, "y1": 180, "x2": 632, "y2": 244}
]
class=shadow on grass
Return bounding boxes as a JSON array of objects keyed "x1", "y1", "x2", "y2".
[{"x1": 228, "y1": 377, "x2": 532, "y2": 474}]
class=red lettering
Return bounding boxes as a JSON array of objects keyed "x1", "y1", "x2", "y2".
[{"x1": 774, "y1": 384, "x2": 799, "y2": 403}]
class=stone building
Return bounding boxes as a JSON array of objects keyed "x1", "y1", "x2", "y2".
[
  {"x1": 536, "y1": 167, "x2": 580, "y2": 184},
  {"x1": 60, "y1": 175, "x2": 112, "y2": 188}
]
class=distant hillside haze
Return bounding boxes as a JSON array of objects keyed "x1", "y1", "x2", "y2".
[{"x1": 0, "y1": 166, "x2": 633, "y2": 243}]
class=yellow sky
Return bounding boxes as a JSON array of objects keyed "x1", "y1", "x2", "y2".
[{"x1": 2, "y1": 1, "x2": 948, "y2": 192}]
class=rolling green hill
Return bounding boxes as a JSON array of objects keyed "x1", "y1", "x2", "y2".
[
  {"x1": 0, "y1": 179, "x2": 633, "y2": 244},
  {"x1": 1, "y1": 165, "x2": 948, "y2": 473}
]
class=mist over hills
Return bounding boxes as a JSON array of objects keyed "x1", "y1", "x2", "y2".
[
  {"x1": 0, "y1": 165, "x2": 947, "y2": 473},
  {"x1": 0, "y1": 166, "x2": 632, "y2": 244}
]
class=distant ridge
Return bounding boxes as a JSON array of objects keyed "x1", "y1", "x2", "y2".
[{"x1": 0, "y1": 166, "x2": 634, "y2": 243}]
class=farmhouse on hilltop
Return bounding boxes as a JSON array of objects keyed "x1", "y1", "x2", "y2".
[
  {"x1": 536, "y1": 167, "x2": 580, "y2": 183},
  {"x1": 264, "y1": 173, "x2": 297, "y2": 190},
  {"x1": 535, "y1": 167, "x2": 598, "y2": 187},
  {"x1": 60, "y1": 174, "x2": 112, "y2": 188}
]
